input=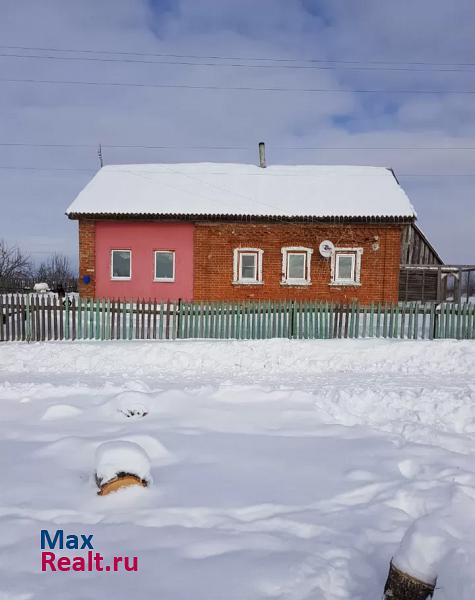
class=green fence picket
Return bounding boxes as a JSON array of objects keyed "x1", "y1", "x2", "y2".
[
  {"x1": 384, "y1": 304, "x2": 390, "y2": 339},
  {"x1": 355, "y1": 304, "x2": 361, "y2": 338},
  {"x1": 122, "y1": 300, "x2": 129, "y2": 340},
  {"x1": 466, "y1": 303, "x2": 472, "y2": 339},
  {"x1": 428, "y1": 303, "x2": 435, "y2": 340},
  {"x1": 274, "y1": 301, "x2": 281, "y2": 338},
  {"x1": 421, "y1": 303, "x2": 427, "y2": 340},
  {"x1": 208, "y1": 303, "x2": 214, "y2": 339},
  {"x1": 412, "y1": 303, "x2": 418, "y2": 340},
  {"x1": 187, "y1": 303, "x2": 192, "y2": 338},
  {"x1": 221, "y1": 303, "x2": 227, "y2": 339},
  {"x1": 441, "y1": 303, "x2": 446, "y2": 339},
  {"x1": 407, "y1": 302, "x2": 414, "y2": 339},
  {"x1": 95, "y1": 300, "x2": 100, "y2": 340},
  {"x1": 455, "y1": 303, "x2": 462, "y2": 339},
  {"x1": 296, "y1": 302, "x2": 302, "y2": 339},
  {"x1": 448, "y1": 303, "x2": 453, "y2": 338},
  {"x1": 89, "y1": 298, "x2": 94, "y2": 340},
  {"x1": 202, "y1": 303, "x2": 209, "y2": 339},
  {"x1": 214, "y1": 302, "x2": 219, "y2": 339},
  {"x1": 191, "y1": 302, "x2": 197, "y2": 339},
  {"x1": 437, "y1": 303, "x2": 442, "y2": 339},
  {"x1": 375, "y1": 304, "x2": 381, "y2": 338},
  {"x1": 445, "y1": 303, "x2": 450, "y2": 338},
  {"x1": 310, "y1": 302, "x2": 315, "y2": 339}
]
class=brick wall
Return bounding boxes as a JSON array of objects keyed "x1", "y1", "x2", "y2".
[
  {"x1": 78, "y1": 219, "x2": 96, "y2": 298},
  {"x1": 193, "y1": 222, "x2": 402, "y2": 304},
  {"x1": 77, "y1": 218, "x2": 403, "y2": 303}
]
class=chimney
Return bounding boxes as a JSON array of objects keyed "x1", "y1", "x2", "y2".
[{"x1": 258, "y1": 142, "x2": 266, "y2": 168}]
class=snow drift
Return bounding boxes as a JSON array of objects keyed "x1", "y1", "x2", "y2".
[{"x1": 0, "y1": 339, "x2": 474, "y2": 599}]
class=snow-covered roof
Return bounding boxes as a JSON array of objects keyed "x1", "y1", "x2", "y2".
[{"x1": 66, "y1": 163, "x2": 416, "y2": 220}]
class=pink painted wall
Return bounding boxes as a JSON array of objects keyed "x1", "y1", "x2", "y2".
[{"x1": 95, "y1": 221, "x2": 194, "y2": 300}]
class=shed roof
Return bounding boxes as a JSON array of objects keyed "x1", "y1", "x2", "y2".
[{"x1": 66, "y1": 163, "x2": 416, "y2": 220}]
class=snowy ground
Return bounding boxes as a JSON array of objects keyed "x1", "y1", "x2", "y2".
[{"x1": 0, "y1": 339, "x2": 474, "y2": 600}]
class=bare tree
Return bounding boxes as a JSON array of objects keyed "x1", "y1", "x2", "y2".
[
  {"x1": 0, "y1": 239, "x2": 32, "y2": 279},
  {"x1": 36, "y1": 253, "x2": 75, "y2": 286}
]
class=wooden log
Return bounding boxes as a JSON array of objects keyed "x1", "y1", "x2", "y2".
[
  {"x1": 96, "y1": 472, "x2": 148, "y2": 496},
  {"x1": 384, "y1": 561, "x2": 436, "y2": 600}
]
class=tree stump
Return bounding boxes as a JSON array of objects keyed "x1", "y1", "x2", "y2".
[
  {"x1": 96, "y1": 472, "x2": 148, "y2": 496},
  {"x1": 384, "y1": 561, "x2": 436, "y2": 599}
]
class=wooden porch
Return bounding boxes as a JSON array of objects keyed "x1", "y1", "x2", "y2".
[{"x1": 399, "y1": 265, "x2": 475, "y2": 303}]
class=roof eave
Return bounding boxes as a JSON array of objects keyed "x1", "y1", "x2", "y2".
[{"x1": 67, "y1": 212, "x2": 415, "y2": 224}]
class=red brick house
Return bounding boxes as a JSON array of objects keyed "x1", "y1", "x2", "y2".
[{"x1": 66, "y1": 155, "x2": 441, "y2": 304}]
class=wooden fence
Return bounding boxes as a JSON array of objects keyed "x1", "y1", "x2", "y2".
[{"x1": 1, "y1": 295, "x2": 475, "y2": 342}]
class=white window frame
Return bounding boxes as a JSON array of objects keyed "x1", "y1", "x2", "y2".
[
  {"x1": 330, "y1": 247, "x2": 363, "y2": 286},
  {"x1": 110, "y1": 249, "x2": 132, "y2": 280},
  {"x1": 281, "y1": 247, "x2": 313, "y2": 286},
  {"x1": 154, "y1": 250, "x2": 176, "y2": 282},
  {"x1": 233, "y1": 248, "x2": 264, "y2": 285}
]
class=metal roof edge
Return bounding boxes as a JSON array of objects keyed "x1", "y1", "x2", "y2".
[{"x1": 67, "y1": 212, "x2": 415, "y2": 223}]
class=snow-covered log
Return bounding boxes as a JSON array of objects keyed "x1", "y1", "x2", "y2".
[
  {"x1": 384, "y1": 560, "x2": 436, "y2": 599},
  {"x1": 384, "y1": 511, "x2": 444, "y2": 598},
  {"x1": 95, "y1": 441, "x2": 151, "y2": 496},
  {"x1": 384, "y1": 489, "x2": 475, "y2": 599}
]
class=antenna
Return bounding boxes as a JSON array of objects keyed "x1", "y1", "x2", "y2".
[{"x1": 98, "y1": 143, "x2": 104, "y2": 168}]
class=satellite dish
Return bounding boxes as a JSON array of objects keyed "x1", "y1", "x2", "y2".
[{"x1": 319, "y1": 240, "x2": 334, "y2": 258}]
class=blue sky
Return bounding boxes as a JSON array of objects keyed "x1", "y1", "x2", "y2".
[{"x1": 1, "y1": 0, "x2": 474, "y2": 266}]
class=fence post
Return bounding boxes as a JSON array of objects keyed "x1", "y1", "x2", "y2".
[
  {"x1": 173, "y1": 298, "x2": 181, "y2": 339},
  {"x1": 165, "y1": 300, "x2": 171, "y2": 340},
  {"x1": 289, "y1": 301, "x2": 296, "y2": 339},
  {"x1": 430, "y1": 303, "x2": 435, "y2": 340},
  {"x1": 64, "y1": 295, "x2": 70, "y2": 340},
  {"x1": 25, "y1": 294, "x2": 31, "y2": 342}
]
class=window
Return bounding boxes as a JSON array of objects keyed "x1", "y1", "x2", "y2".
[
  {"x1": 154, "y1": 251, "x2": 175, "y2": 282},
  {"x1": 111, "y1": 250, "x2": 131, "y2": 280},
  {"x1": 281, "y1": 247, "x2": 313, "y2": 285},
  {"x1": 240, "y1": 253, "x2": 257, "y2": 279},
  {"x1": 336, "y1": 254, "x2": 355, "y2": 281},
  {"x1": 331, "y1": 248, "x2": 363, "y2": 285},
  {"x1": 233, "y1": 248, "x2": 263, "y2": 284}
]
